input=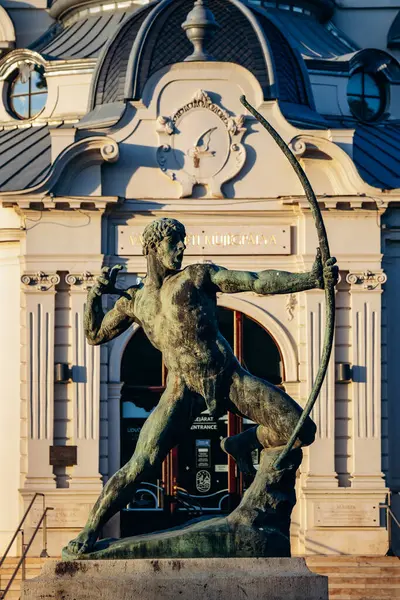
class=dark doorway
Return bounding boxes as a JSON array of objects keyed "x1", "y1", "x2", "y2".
[{"x1": 120, "y1": 307, "x2": 283, "y2": 537}]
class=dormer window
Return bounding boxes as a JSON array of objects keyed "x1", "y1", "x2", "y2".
[
  {"x1": 347, "y1": 69, "x2": 386, "y2": 122},
  {"x1": 8, "y1": 63, "x2": 47, "y2": 120}
]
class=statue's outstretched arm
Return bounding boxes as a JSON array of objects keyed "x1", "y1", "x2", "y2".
[
  {"x1": 209, "y1": 252, "x2": 337, "y2": 296},
  {"x1": 84, "y1": 266, "x2": 136, "y2": 346}
]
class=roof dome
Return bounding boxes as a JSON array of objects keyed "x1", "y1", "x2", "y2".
[{"x1": 91, "y1": 0, "x2": 311, "y2": 109}]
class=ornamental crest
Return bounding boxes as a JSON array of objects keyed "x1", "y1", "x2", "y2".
[{"x1": 156, "y1": 90, "x2": 247, "y2": 198}]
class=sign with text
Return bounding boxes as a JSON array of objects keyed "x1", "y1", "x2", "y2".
[
  {"x1": 314, "y1": 501, "x2": 379, "y2": 528},
  {"x1": 117, "y1": 225, "x2": 291, "y2": 256}
]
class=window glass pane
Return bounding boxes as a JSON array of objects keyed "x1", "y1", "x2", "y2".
[
  {"x1": 348, "y1": 94, "x2": 363, "y2": 119},
  {"x1": 364, "y1": 74, "x2": 380, "y2": 98},
  {"x1": 347, "y1": 70, "x2": 385, "y2": 122},
  {"x1": 12, "y1": 75, "x2": 29, "y2": 96},
  {"x1": 363, "y1": 97, "x2": 381, "y2": 119},
  {"x1": 30, "y1": 93, "x2": 47, "y2": 116},
  {"x1": 349, "y1": 95, "x2": 381, "y2": 121},
  {"x1": 347, "y1": 72, "x2": 362, "y2": 96},
  {"x1": 9, "y1": 67, "x2": 48, "y2": 120},
  {"x1": 31, "y1": 69, "x2": 47, "y2": 92},
  {"x1": 11, "y1": 95, "x2": 29, "y2": 118}
]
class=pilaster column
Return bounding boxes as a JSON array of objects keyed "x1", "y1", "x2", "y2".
[
  {"x1": 302, "y1": 289, "x2": 337, "y2": 488},
  {"x1": 21, "y1": 272, "x2": 59, "y2": 489},
  {"x1": 346, "y1": 271, "x2": 387, "y2": 490},
  {"x1": 107, "y1": 382, "x2": 123, "y2": 480},
  {"x1": 66, "y1": 273, "x2": 102, "y2": 491}
]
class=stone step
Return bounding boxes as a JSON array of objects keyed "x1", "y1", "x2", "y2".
[
  {"x1": 330, "y1": 578, "x2": 400, "y2": 585},
  {"x1": 306, "y1": 556, "x2": 400, "y2": 565},
  {"x1": 0, "y1": 558, "x2": 48, "y2": 599},
  {"x1": 310, "y1": 566, "x2": 400, "y2": 576},
  {"x1": 306, "y1": 556, "x2": 400, "y2": 600},
  {"x1": 329, "y1": 589, "x2": 400, "y2": 599}
]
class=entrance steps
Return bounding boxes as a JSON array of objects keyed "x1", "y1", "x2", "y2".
[
  {"x1": 0, "y1": 557, "x2": 47, "y2": 599},
  {"x1": 1, "y1": 555, "x2": 399, "y2": 599},
  {"x1": 306, "y1": 555, "x2": 400, "y2": 599}
]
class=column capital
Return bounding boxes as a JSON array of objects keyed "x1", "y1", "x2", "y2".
[
  {"x1": 346, "y1": 270, "x2": 387, "y2": 291},
  {"x1": 21, "y1": 271, "x2": 60, "y2": 292},
  {"x1": 66, "y1": 272, "x2": 98, "y2": 292}
]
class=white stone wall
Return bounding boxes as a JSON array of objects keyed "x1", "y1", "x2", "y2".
[{"x1": 0, "y1": 216, "x2": 23, "y2": 555}]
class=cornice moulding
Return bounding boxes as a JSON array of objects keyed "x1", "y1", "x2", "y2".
[
  {"x1": 0, "y1": 51, "x2": 96, "y2": 81},
  {"x1": 0, "y1": 227, "x2": 25, "y2": 242}
]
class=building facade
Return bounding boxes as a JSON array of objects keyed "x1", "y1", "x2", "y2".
[{"x1": 0, "y1": 0, "x2": 400, "y2": 557}]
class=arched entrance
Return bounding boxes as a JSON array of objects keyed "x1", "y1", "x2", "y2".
[{"x1": 119, "y1": 307, "x2": 284, "y2": 537}]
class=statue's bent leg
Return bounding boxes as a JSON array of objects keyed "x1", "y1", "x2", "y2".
[
  {"x1": 221, "y1": 367, "x2": 316, "y2": 473},
  {"x1": 225, "y1": 368, "x2": 313, "y2": 545},
  {"x1": 228, "y1": 366, "x2": 316, "y2": 449},
  {"x1": 67, "y1": 376, "x2": 200, "y2": 555}
]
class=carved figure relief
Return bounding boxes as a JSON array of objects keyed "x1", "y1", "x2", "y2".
[{"x1": 156, "y1": 90, "x2": 247, "y2": 198}]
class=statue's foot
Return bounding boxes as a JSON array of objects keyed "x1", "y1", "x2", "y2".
[
  {"x1": 67, "y1": 528, "x2": 98, "y2": 556},
  {"x1": 221, "y1": 435, "x2": 256, "y2": 477}
]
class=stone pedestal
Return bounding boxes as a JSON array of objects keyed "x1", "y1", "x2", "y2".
[{"x1": 22, "y1": 558, "x2": 328, "y2": 600}]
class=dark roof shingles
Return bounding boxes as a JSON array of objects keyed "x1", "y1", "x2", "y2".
[
  {"x1": 353, "y1": 123, "x2": 400, "y2": 190},
  {"x1": 0, "y1": 126, "x2": 52, "y2": 192}
]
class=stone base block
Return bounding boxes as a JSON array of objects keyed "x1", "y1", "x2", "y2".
[{"x1": 22, "y1": 557, "x2": 328, "y2": 600}]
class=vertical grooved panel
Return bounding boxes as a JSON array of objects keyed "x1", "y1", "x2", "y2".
[
  {"x1": 29, "y1": 311, "x2": 34, "y2": 439},
  {"x1": 37, "y1": 304, "x2": 41, "y2": 439}
]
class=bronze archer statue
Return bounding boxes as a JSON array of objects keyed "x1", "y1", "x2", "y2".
[{"x1": 67, "y1": 216, "x2": 338, "y2": 556}]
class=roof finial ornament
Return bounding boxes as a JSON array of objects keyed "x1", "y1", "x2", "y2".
[{"x1": 182, "y1": 0, "x2": 220, "y2": 62}]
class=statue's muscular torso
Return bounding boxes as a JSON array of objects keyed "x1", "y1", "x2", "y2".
[{"x1": 131, "y1": 264, "x2": 235, "y2": 400}]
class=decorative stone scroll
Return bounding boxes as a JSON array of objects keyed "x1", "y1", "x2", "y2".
[
  {"x1": 156, "y1": 89, "x2": 247, "y2": 198},
  {"x1": 346, "y1": 271, "x2": 387, "y2": 291},
  {"x1": 66, "y1": 272, "x2": 97, "y2": 291},
  {"x1": 21, "y1": 271, "x2": 60, "y2": 291}
]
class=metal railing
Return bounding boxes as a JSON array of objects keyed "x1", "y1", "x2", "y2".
[
  {"x1": 383, "y1": 501, "x2": 400, "y2": 557},
  {"x1": 0, "y1": 493, "x2": 53, "y2": 599}
]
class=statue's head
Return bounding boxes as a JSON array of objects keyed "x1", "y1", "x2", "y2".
[{"x1": 142, "y1": 218, "x2": 186, "y2": 271}]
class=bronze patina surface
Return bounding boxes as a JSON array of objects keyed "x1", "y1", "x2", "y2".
[{"x1": 64, "y1": 214, "x2": 337, "y2": 559}]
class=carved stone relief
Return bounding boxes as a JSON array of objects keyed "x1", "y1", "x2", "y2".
[
  {"x1": 66, "y1": 272, "x2": 97, "y2": 291},
  {"x1": 156, "y1": 89, "x2": 247, "y2": 198},
  {"x1": 346, "y1": 271, "x2": 387, "y2": 291},
  {"x1": 286, "y1": 293, "x2": 297, "y2": 321},
  {"x1": 21, "y1": 271, "x2": 60, "y2": 291}
]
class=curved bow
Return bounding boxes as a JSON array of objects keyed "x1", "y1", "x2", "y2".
[{"x1": 239, "y1": 95, "x2": 335, "y2": 470}]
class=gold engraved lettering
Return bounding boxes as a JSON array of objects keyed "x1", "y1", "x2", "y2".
[
  {"x1": 129, "y1": 234, "x2": 143, "y2": 246},
  {"x1": 231, "y1": 234, "x2": 241, "y2": 245},
  {"x1": 128, "y1": 230, "x2": 281, "y2": 248}
]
